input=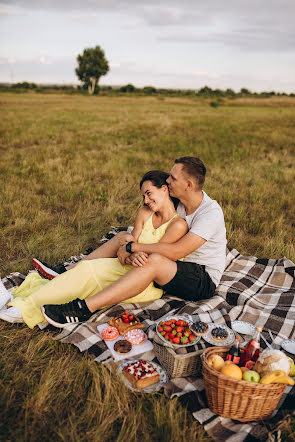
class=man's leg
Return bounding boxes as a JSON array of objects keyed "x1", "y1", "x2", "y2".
[{"x1": 85, "y1": 253, "x2": 177, "y2": 311}]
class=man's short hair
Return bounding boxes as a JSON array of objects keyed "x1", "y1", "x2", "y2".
[{"x1": 175, "y1": 156, "x2": 206, "y2": 188}]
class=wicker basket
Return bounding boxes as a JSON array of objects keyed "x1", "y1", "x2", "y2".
[
  {"x1": 201, "y1": 347, "x2": 287, "y2": 422},
  {"x1": 153, "y1": 340, "x2": 203, "y2": 378}
]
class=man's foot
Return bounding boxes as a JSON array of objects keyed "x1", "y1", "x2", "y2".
[
  {"x1": 32, "y1": 258, "x2": 67, "y2": 280},
  {"x1": 0, "y1": 306, "x2": 23, "y2": 323},
  {"x1": 41, "y1": 299, "x2": 93, "y2": 328},
  {"x1": 0, "y1": 279, "x2": 13, "y2": 310}
]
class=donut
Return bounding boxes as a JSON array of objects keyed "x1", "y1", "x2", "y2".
[
  {"x1": 124, "y1": 329, "x2": 146, "y2": 345},
  {"x1": 114, "y1": 339, "x2": 132, "y2": 354},
  {"x1": 101, "y1": 326, "x2": 119, "y2": 341}
]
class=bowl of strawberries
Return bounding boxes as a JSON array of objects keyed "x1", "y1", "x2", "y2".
[{"x1": 156, "y1": 316, "x2": 200, "y2": 347}]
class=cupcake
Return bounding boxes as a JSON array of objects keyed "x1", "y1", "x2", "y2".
[
  {"x1": 211, "y1": 326, "x2": 228, "y2": 341},
  {"x1": 193, "y1": 321, "x2": 209, "y2": 336}
]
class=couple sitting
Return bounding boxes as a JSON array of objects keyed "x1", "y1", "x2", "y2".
[{"x1": 0, "y1": 156, "x2": 227, "y2": 328}]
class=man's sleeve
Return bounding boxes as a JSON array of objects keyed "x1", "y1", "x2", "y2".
[{"x1": 189, "y1": 208, "x2": 222, "y2": 241}]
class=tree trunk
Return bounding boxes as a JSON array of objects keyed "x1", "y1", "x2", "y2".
[{"x1": 88, "y1": 77, "x2": 97, "y2": 95}]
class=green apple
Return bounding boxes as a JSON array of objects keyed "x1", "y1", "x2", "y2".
[
  {"x1": 288, "y1": 358, "x2": 295, "y2": 377},
  {"x1": 243, "y1": 370, "x2": 260, "y2": 383}
]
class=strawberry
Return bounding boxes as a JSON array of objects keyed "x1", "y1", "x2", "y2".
[
  {"x1": 158, "y1": 326, "x2": 163, "y2": 332},
  {"x1": 189, "y1": 334, "x2": 195, "y2": 342},
  {"x1": 184, "y1": 331, "x2": 190, "y2": 337},
  {"x1": 128, "y1": 314, "x2": 134, "y2": 321},
  {"x1": 169, "y1": 333, "x2": 175, "y2": 339},
  {"x1": 171, "y1": 330, "x2": 177, "y2": 335},
  {"x1": 176, "y1": 326, "x2": 183, "y2": 333},
  {"x1": 123, "y1": 318, "x2": 129, "y2": 323},
  {"x1": 183, "y1": 321, "x2": 188, "y2": 327},
  {"x1": 176, "y1": 332, "x2": 182, "y2": 337},
  {"x1": 160, "y1": 331, "x2": 165, "y2": 336},
  {"x1": 173, "y1": 337, "x2": 180, "y2": 344},
  {"x1": 164, "y1": 326, "x2": 172, "y2": 332},
  {"x1": 177, "y1": 319, "x2": 184, "y2": 326},
  {"x1": 181, "y1": 336, "x2": 188, "y2": 344},
  {"x1": 171, "y1": 318, "x2": 177, "y2": 324},
  {"x1": 171, "y1": 323, "x2": 175, "y2": 328},
  {"x1": 122, "y1": 312, "x2": 129, "y2": 317}
]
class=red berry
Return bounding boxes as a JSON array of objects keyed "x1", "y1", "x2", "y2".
[{"x1": 123, "y1": 318, "x2": 129, "y2": 323}]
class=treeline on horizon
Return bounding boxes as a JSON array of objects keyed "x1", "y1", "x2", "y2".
[{"x1": 0, "y1": 81, "x2": 294, "y2": 98}]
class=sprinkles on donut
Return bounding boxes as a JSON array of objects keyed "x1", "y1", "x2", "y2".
[{"x1": 101, "y1": 326, "x2": 119, "y2": 341}]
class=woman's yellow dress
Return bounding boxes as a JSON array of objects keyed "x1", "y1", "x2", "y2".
[{"x1": 10, "y1": 214, "x2": 176, "y2": 328}]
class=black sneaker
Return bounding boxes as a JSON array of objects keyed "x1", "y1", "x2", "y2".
[
  {"x1": 32, "y1": 258, "x2": 67, "y2": 280},
  {"x1": 41, "y1": 299, "x2": 93, "y2": 328}
]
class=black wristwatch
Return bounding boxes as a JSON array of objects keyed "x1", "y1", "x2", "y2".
[{"x1": 126, "y1": 241, "x2": 134, "y2": 254}]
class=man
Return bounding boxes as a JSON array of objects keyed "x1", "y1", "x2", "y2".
[{"x1": 42, "y1": 156, "x2": 227, "y2": 327}]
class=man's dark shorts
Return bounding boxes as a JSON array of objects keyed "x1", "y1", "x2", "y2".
[{"x1": 154, "y1": 261, "x2": 216, "y2": 302}]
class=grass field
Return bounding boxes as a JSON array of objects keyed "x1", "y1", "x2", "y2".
[{"x1": 0, "y1": 93, "x2": 295, "y2": 441}]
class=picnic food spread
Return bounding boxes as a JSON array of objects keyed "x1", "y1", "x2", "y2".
[
  {"x1": 100, "y1": 312, "x2": 295, "y2": 405},
  {"x1": 108, "y1": 312, "x2": 144, "y2": 336},
  {"x1": 114, "y1": 339, "x2": 132, "y2": 354},
  {"x1": 122, "y1": 359, "x2": 160, "y2": 389}
]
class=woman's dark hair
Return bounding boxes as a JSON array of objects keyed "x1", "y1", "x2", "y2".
[{"x1": 139, "y1": 170, "x2": 179, "y2": 209}]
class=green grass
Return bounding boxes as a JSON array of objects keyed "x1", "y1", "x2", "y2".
[{"x1": 0, "y1": 93, "x2": 294, "y2": 441}]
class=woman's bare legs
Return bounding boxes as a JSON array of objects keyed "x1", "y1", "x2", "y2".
[{"x1": 66, "y1": 231, "x2": 133, "y2": 270}]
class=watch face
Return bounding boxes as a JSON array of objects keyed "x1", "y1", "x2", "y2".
[{"x1": 126, "y1": 242, "x2": 133, "y2": 253}]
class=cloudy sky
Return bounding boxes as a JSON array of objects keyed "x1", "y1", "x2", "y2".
[{"x1": 1, "y1": 0, "x2": 295, "y2": 92}]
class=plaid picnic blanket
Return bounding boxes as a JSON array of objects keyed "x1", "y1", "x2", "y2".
[{"x1": 3, "y1": 235, "x2": 295, "y2": 442}]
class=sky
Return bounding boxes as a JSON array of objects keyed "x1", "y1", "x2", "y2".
[{"x1": 0, "y1": 0, "x2": 295, "y2": 92}]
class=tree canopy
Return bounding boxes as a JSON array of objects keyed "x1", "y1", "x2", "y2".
[{"x1": 75, "y1": 46, "x2": 109, "y2": 95}]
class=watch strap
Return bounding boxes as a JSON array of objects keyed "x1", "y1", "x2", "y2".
[{"x1": 126, "y1": 241, "x2": 134, "y2": 254}]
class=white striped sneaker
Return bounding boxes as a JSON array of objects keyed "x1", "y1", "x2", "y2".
[
  {"x1": 0, "y1": 306, "x2": 23, "y2": 323},
  {"x1": 0, "y1": 278, "x2": 13, "y2": 310}
]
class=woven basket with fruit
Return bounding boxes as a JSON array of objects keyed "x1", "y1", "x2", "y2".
[{"x1": 201, "y1": 347, "x2": 294, "y2": 422}]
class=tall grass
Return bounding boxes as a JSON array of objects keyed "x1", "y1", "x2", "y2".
[{"x1": 0, "y1": 93, "x2": 294, "y2": 441}]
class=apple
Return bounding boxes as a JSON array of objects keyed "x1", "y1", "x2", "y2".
[
  {"x1": 207, "y1": 354, "x2": 225, "y2": 371},
  {"x1": 243, "y1": 370, "x2": 260, "y2": 383}
]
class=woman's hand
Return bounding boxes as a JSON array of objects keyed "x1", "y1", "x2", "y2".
[{"x1": 130, "y1": 252, "x2": 149, "y2": 267}]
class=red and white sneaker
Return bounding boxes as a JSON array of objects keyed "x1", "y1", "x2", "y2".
[{"x1": 32, "y1": 258, "x2": 62, "y2": 280}]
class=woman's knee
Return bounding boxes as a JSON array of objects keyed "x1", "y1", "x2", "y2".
[{"x1": 148, "y1": 253, "x2": 168, "y2": 266}]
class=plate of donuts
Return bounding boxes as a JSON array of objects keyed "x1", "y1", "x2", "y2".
[{"x1": 97, "y1": 324, "x2": 153, "y2": 361}]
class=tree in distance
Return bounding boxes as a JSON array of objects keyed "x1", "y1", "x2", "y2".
[{"x1": 75, "y1": 46, "x2": 109, "y2": 95}]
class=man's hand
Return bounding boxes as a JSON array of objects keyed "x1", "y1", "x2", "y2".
[
  {"x1": 130, "y1": 252, "x2": 149, "y2": 267},
  {"x1": 117, "y1": 244, "x2": 131, "y2": 265},
  {"x1": 118, "y1": 233, "x2": 134, "y2": 247}
]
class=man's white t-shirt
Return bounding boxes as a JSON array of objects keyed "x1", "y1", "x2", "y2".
[{"x1": 177, "y1": 191, "x2": 227, "y2": 287}]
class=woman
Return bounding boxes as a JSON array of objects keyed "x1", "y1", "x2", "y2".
[{"x1": 2, "y1": 170, "x2": 188, "y2": 328}]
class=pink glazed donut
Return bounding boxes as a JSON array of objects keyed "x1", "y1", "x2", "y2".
[
  {"x1": 101, "y1": 326, "x2": 119, "y2": 341},
  {"x1": 125, "y1": 329, "x2": 146, "y2": 345}
]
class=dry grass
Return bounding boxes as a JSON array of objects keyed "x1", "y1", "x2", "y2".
[{"x1": 0, "y1": 93, "x2": 294, "y2": 441}]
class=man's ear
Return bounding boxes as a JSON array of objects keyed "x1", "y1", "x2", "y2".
[{"x1": 186, "y1": 179, "x2": 194, "y2": 190}]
